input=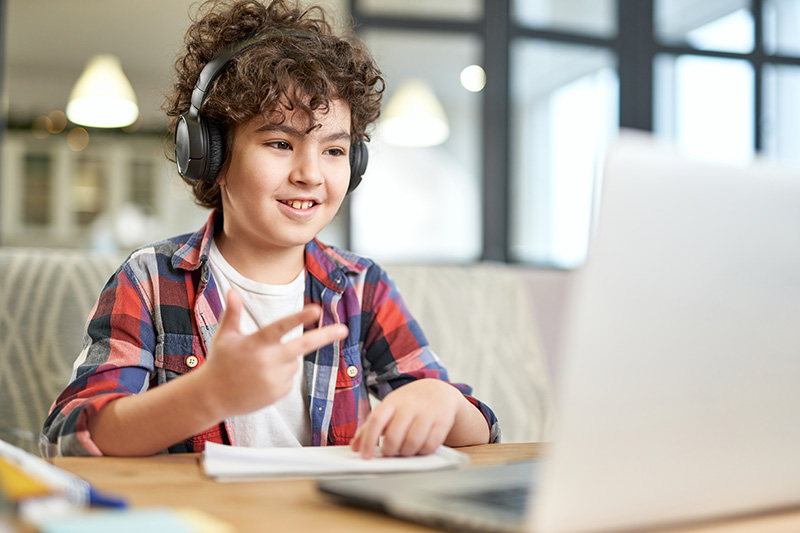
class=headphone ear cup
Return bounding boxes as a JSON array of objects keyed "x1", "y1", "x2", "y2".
[
  {"x1": 174, "y1": 114, "x2": 193, "y2": 180},
  {"x1": 205, "y1": 117, "x2": 226, "y2": 181},
  {"x1": 348, "y1": 140, "x2": 368, "y2": 193}
]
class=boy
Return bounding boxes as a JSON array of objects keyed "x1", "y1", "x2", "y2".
[{"x1": 42, "y1": 0, "x2": 499, "y2": 457}]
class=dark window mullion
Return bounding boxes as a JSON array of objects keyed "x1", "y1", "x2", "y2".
[
  {"x1": 753, "y1": 0, "x2": 764, "y2": 152},
  {"x1": 616, "y1": 0, "x2": 655, "y2": 132},
  {"x1": 481, "y1": 0, "x2": 511, "y2": 262},
  {"x1": 657, "y1": 45, "x2": 761, "y2": 60},
  {"x1": 347, "y1": 14, "x2": 481, "y2": 34},
  {"x1": 512, "y1": 26, "x2": 614, "y2": 48}
]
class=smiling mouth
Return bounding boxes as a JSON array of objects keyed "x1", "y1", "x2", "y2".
[{"x1": 280, "y1": 200, "x2": 318, "y2": 210}]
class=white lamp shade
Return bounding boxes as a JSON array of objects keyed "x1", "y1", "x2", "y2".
[
  {"x1": 378, "y1": 79, "x2": 449, "y2": 147},
  {"x1": 66, "y1": 54, "x2": 139, "y2": 128}
]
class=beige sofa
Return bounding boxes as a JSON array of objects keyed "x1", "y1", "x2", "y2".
[{"x1": 0, "y1": 247, "x2": 558, "y2": 455}]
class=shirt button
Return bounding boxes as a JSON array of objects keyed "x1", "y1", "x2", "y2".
[
  {"x1": 185, "y1": 355, "x2": 199, "y2": 368},
  {"x1": 346, "y1": 365, "x2": 358, "y2": 378}
]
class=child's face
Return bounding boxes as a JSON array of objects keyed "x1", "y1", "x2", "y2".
[{"x1": 217, "y1": 98, "x2": 352, "y2": 256}]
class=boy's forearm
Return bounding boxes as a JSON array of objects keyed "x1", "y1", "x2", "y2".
[
  {"x1": 444, "y1": 396, "x2": 492, "y2": 448},
  {"x1": 88, "y1": 368, "x2": 223, "y2": 456}
]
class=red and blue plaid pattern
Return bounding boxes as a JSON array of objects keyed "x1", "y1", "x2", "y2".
[{"x1": 43, "y1": 212, "x2": 500, "y2": 456}]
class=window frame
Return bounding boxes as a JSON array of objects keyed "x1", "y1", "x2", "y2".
[{"x1": 348, "y1": 0, "x2": 800, "y2": 264}]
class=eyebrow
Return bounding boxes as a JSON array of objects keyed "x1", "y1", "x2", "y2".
[{"x1": 254, "y1": 123, "x2": 351, "y2": 144}]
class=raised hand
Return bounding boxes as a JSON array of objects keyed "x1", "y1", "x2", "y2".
[
  {"x1": 200, "y1": 288, "x2": 349, "y2": 419},
  {"x1": 87, "y1": 288, "x2": 348, "y2": 456}
]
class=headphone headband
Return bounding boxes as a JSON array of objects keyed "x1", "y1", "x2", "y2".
[{"x1": 188, "y1": 29, "x2": 313, "y2": 117}]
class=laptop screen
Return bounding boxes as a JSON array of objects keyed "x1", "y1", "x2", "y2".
[{"x1": 533, "y1": 132, "x2": 800, "y2": 532}]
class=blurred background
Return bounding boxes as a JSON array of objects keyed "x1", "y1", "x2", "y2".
[{"x1": 1, "y1": 0, "x2": 799, "y2": 268}]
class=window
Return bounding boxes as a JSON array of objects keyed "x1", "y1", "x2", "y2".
[
  {"x1": 356, "y1": 0, "x2": 482, "y2": 21},
  {"x1": 514, "y1": 0, "x2": 616, "y2": 37},
  {"x1": 350, "y1": 29, "x2": 484, "y2": 262},
  {"x1": 764, "y1": 0, "x2": 800, "y2": 55},
  {"x1": 509, "y1": 41, "x2": 617, "y2": 267},
  {"x1": 22, "y1": 154, "x2": 52, "y2": 226},
  {"x1": 129, "y1": 158, "x2": 156, "y2": 215},
  {"x1": 655, "y1": 0, "x2": 753, "y2": 53},
  {"x1": 763, "y1": 65, "x2": 800, "y2": 166},
  {"x1": 346, "y1": 0, "x2": 800, "y2": 267},
  {"x1": 72, "y1": 155, "x2": 106, "y2": 226},
  {"x1": 655, "y1": 55, "x2": 755, "y2": 164}
]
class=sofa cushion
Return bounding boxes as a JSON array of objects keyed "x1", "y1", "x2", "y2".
[
  {"x1": 0, "y1": 248, "x2": 553, "y2": 454},
  {"x1": 0, "y1": 248, "x2": 121, "y2": 454},
  {"x1": 384, "y1": 262, "x2": 553, "y2": 443}
]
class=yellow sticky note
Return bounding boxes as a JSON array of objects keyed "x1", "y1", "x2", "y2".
[{"x1": 0, "y1": 457, "x2": 53, "y2": 501}]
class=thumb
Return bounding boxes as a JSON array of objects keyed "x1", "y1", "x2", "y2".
[{"x1": 218, "y1": 288, "x2": 243, "y2": 335}]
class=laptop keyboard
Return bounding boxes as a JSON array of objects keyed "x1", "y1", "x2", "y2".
[{"x1": 445, "y1": 486, "x2": 531, "y2": 514}]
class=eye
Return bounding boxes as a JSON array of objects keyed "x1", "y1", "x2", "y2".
[
  {"x1": 266, "y1": 140, "x2": 291, "y2": 150},
  {"x1": 325, "y1": 147, "x2": 346, "y2": 157}
]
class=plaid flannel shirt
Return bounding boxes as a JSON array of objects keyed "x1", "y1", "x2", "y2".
[{"x1": 43, "y1": 212, "x2": 500, "y2": 456}]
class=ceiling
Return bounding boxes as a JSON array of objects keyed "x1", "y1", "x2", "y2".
[{"x1": 3, "y1": 0, "x2": 347, "y2": 132}]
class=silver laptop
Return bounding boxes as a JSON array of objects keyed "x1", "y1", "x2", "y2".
[{"x1": 319, "y1": 132, "x2": 800, "y2": 532}]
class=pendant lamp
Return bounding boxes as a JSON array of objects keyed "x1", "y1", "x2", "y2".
[{"x1": 66, "y1": 54, "x2": 139, "y2": 128}]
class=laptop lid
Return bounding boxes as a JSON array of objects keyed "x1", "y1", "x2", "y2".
[
  {"x1": 319, "y1": 133, "x2": 800, "y2": 533},
  {"x1": 532, "y1": 132, "x2": 800, "y2": 532}
]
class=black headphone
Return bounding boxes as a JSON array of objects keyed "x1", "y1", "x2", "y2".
[{"x1": 174, "y1": 29, "x2": 368, "y2": 193}]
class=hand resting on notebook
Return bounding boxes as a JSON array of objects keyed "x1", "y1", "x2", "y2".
[{"x1": 350, "y1": 378, "x2": 491, "y2": 459}]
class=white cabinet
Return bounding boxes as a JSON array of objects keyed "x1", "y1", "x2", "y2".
[{"x1": 1, "y1": 131, "x2": 207, "y2": 251}]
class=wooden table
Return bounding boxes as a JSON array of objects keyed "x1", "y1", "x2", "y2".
[
  {"x1": 53, "y1": 443, "x2": 800, "y2": 532},
  {"x1": 52, "y1": 443, "x2": 537, "y2": 532}
]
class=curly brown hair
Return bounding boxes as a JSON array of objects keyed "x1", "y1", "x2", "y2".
[{"x1": 165, "y1": 0, "x2": 385, "y2": 210}]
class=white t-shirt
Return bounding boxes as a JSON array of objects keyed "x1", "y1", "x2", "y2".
[{"x1": 207, "y1": 239, "x2": 311, "y2": 447}]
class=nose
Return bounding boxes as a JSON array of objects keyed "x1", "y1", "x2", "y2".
[{"x1": 289, "y1": 148, "x2": 323, "y2": 188}]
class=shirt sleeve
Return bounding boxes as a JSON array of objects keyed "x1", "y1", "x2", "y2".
[
  {"x1": 360, "y1": 265, "x2": 501, "y2": 443},
  {"x1": 41, "y1": 266, "x2": 157, "y2": 456}
]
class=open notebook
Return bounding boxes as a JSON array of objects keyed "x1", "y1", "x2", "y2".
[
  {"x1": 202, "y1": 441, "x2": 468, "y2": 480},
  {"x1": 318, "y1": 132, "x2": 800, "y2": 532}
]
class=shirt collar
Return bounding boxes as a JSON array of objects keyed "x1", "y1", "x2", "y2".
[
  {"x1": 171, "y1": 211, "x2": 218, "y2": 272},
  {"x1": 305, "y1": 238, "x2": 367, "y2": 292},
  {"x1": 171, "y1": 211, "x2": 368, "y2": 291}
]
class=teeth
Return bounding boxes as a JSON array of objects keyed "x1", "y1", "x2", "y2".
[{"x1": 287, "y1": 200, "x2": 313, "y2": 209}]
